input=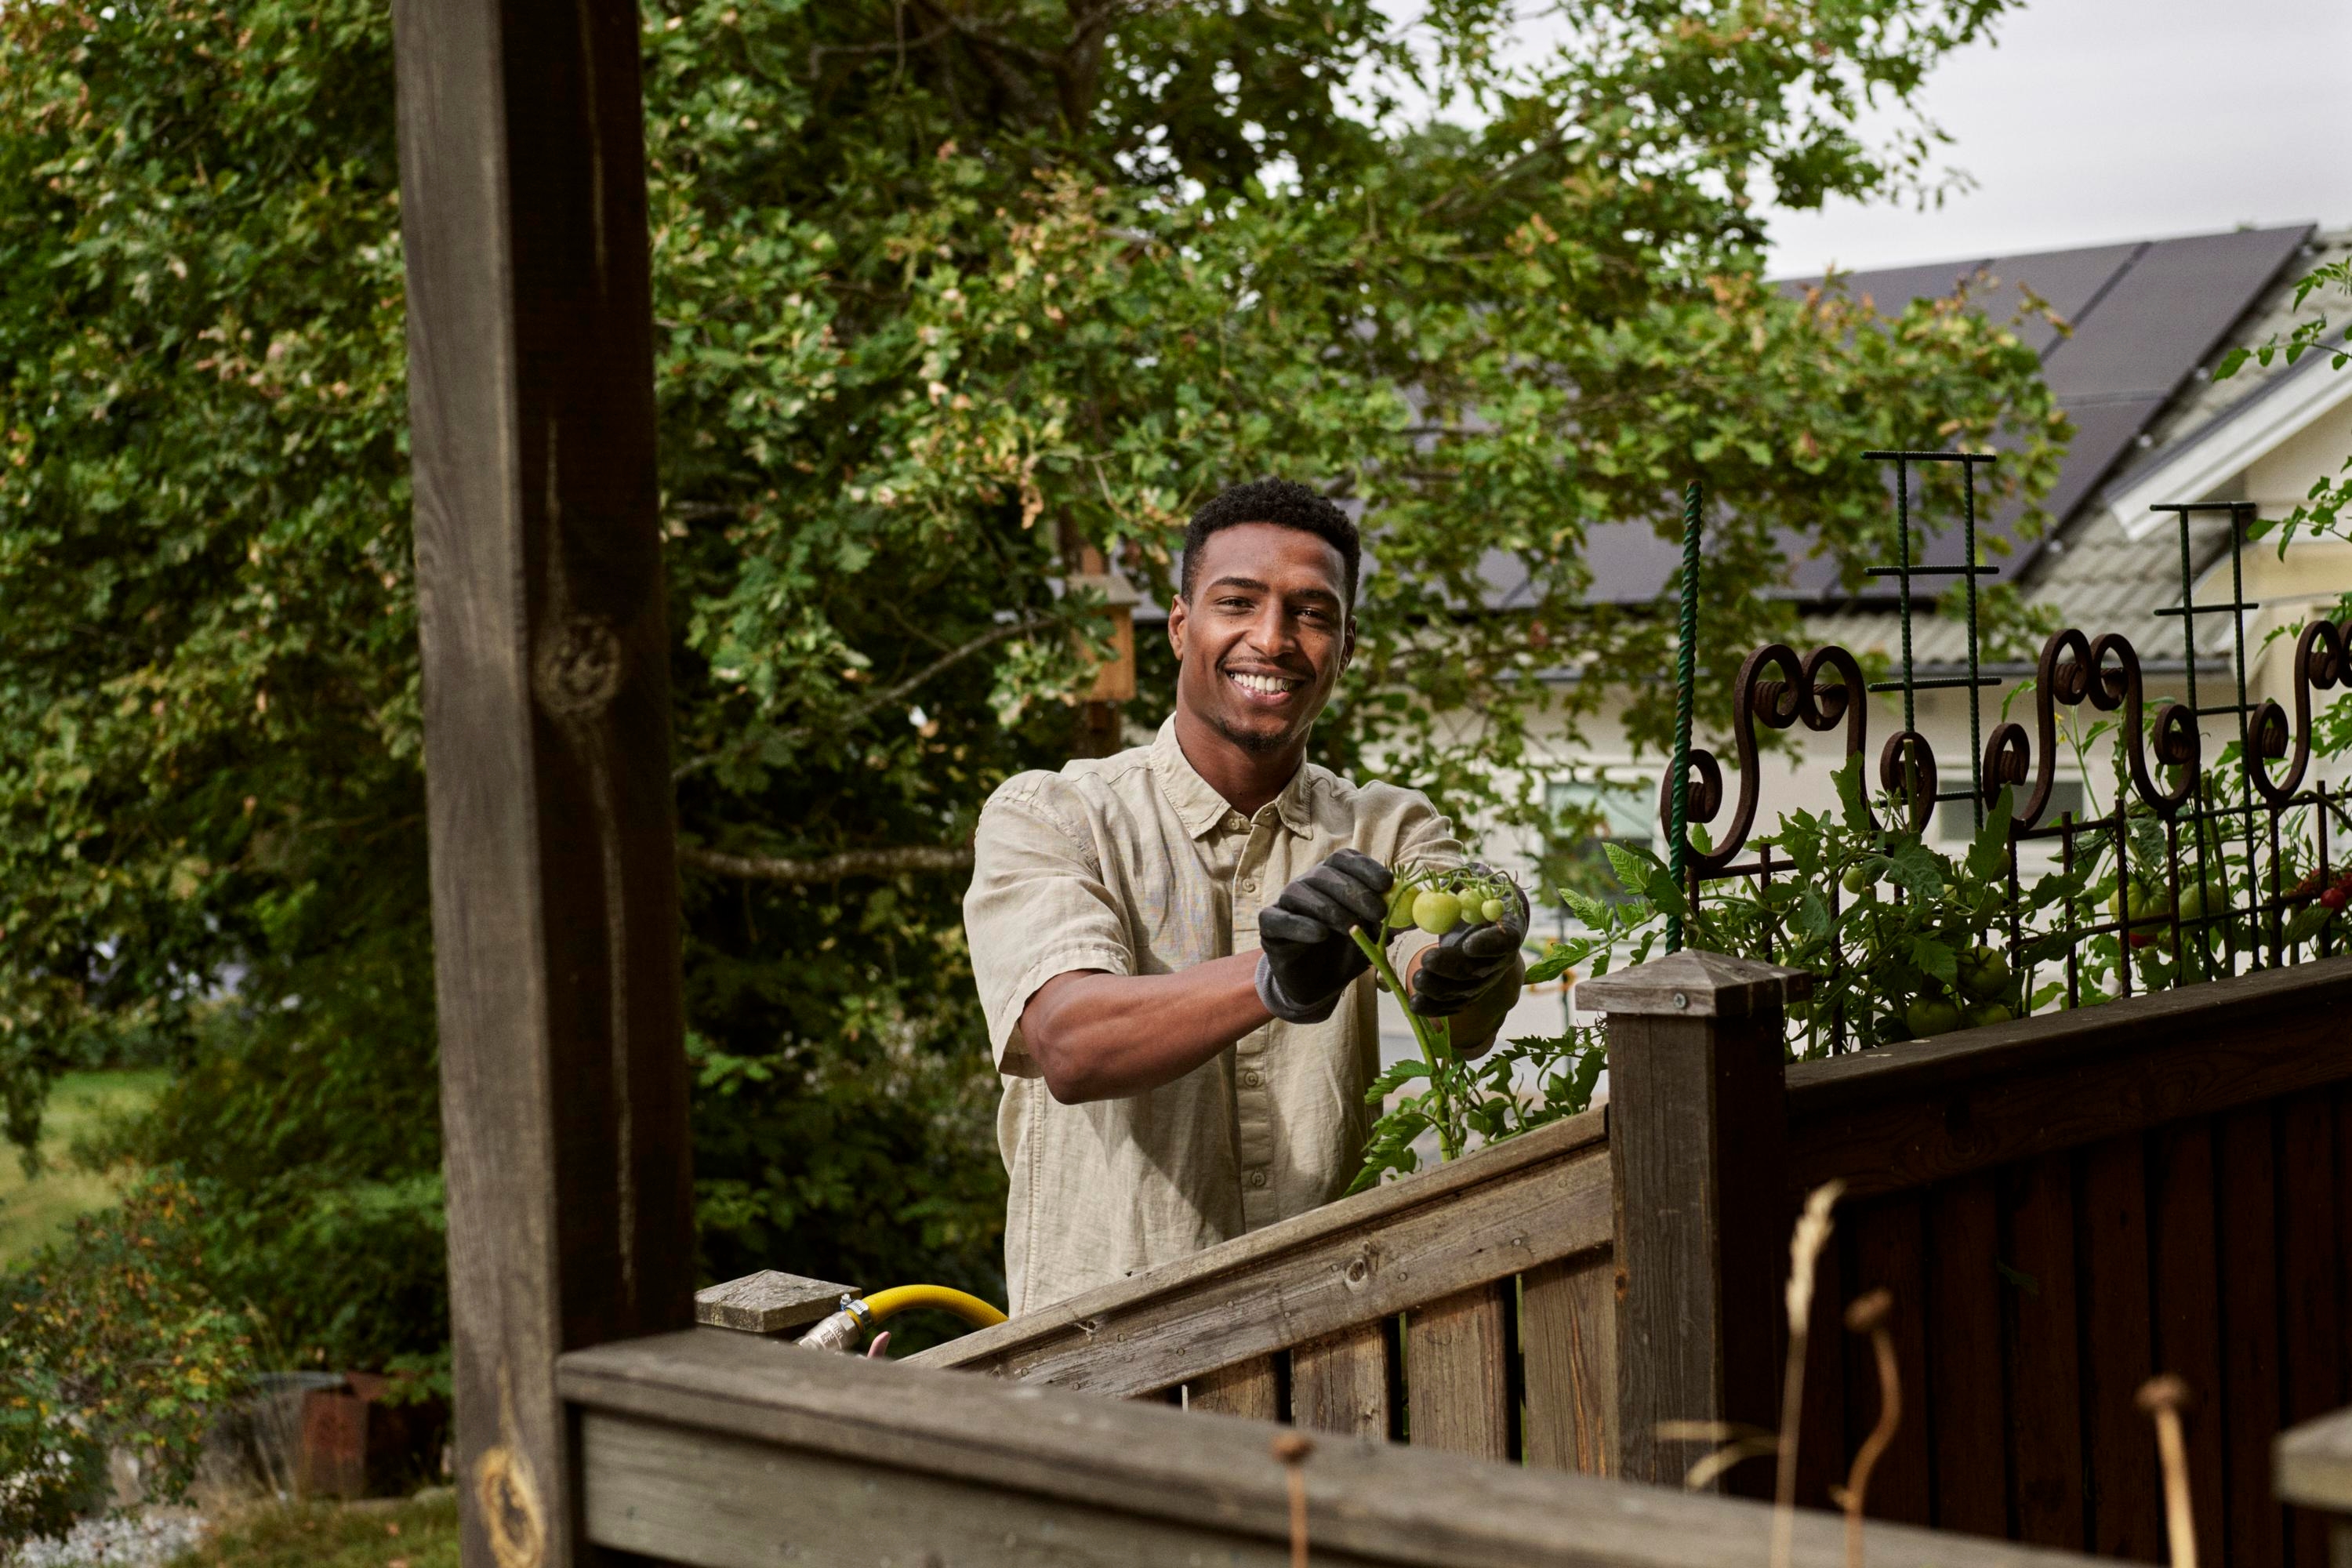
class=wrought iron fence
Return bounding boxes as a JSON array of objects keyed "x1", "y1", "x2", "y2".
[{"x1": 1658, "y1": 450, "x2": 2352, "y2": 1053}]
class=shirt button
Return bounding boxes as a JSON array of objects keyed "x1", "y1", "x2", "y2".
[
  {"x1": 1238, "y1": 879, "x2": 1257, "y2": 894},
  {"x1": 1227, "y1": 814, "x2": 1248, "y2": 832},
  {"x1": 1243, "y1": 1070, "x2": 1263, "y2": 1088},
  {"x1": 1249, "y1": 1171, "x2": 1269, "y2": 1189}
]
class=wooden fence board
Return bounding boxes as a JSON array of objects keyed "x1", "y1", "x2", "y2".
[
  {"x1": 1406, "y1": 1284, "x2": 1512, "y2": 1461},
  {"x1": 1190, "y1": 1356, "x2": 1283, "y2": 1421},
  {"x1": 2216, "y1": 1105, "x2": 2284, "y2": 1566},
  {"x1": 2279, "y1": 1094, "x2": 2342, "y2": 1566},
  {"x1": 2147, "y1": 1119, "x2": 2228, "y2": 1568},
  {"x1": 1785, "y1": 957, "x2": 2352, "y2": 1199},
  {"x1": 1846, "y1": 1195, "x2": 1932, "y2": 1528},
  {"x1": 1290, "y1": 1323, "x2": 1392, "y2": 1440},
  {"x1": 910, "y1": 1109, "x2": 1610, "y2": 1396},
  {"x1": 2005, "y1": 1152, "x2": 2086, "y2": 1549},
  {"x1": 565, "y1": 1332, "x2": 2124, "y2": 1568},
  {"x1": 1929, "y1": 1173, "x2": 2012, "y2": 1538},
  {"x1": 2075, "y1": 1133, "x2": 2163, "y2": 1563},
  {"x1": 1520, "y1": 1251, "x2": 1614, "y2": 1475}
]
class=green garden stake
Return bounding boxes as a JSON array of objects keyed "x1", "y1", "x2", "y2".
[{"x1": 1668, "y1": 481, "x2": 1700, "y2": 953}]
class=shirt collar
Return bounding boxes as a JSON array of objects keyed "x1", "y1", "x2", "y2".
[{"x1": 1150, "y1": 717, "x2": 1316, "y2": 841}]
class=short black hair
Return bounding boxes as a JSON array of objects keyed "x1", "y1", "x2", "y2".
[{"x1": 1181, "y1": 478, "x2": 1360, "y2": 608}]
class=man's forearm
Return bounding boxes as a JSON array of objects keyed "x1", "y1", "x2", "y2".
[{"x1": 1019, "y1": 955, "x2": 1269, "y2": 1103}]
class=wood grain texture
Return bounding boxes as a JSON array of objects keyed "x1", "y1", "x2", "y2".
[
  {"x1": 2075, "y1": 1134, "x2": 2163, "y2": 1563},
  {"x1": 392, "y1": 0, "x2": 691, "y2": 1563},
  {"x1": 2147, "y1": 1120, "x2": 2227, "y2": 1568},
  {"x1": 1928, "y1": 1174, "x2": 2012, "y2": 1539},
  {"x1": 1190, "y1": 1356, "x2": 1282, "y2": 1421},
  {"x1": 1290, "y1": 1322, "x2": 1393, "y2": 1441},
  {"x1": 1785, "y1": 957, "x2": 2352, "y2": 1200},
  {"x1": 2216, "y1": 1105, "x2": 2284, "y2": 1567},
  {"x1": 1607, "y1": 1005, "x2": 1786, "y2": 1493},
  {"x1": 559, "y1": 1329, "x2": 2124, "y2": 1568},
  {"x1": 1846, "y1": 1195, "x2": 1932, "y2": 1528},
  {"x1": 1406, "y1": 1284, "x2": 1512, "y2": 1461},
  {"x1": 2004, "y1": 1152, "x2": 2086, "y2": 1549},
  {"x1": 1520, "y1": 1251, "x2": 1615, "y2": 1475},
  {"x1": 909, "y1": 1108, "x2": 1609, "y2": 1394},
  {"x1": 2278, "y1": 1094, "x2": 2342, "y2": 1566}
]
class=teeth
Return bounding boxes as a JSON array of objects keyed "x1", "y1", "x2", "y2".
[{"x1": 1230, "y1": 672, "x2": 1298, "y2": 696}]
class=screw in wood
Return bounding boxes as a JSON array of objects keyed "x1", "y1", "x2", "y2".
[
  {"x1": 1270, "y1": 1431, "x2": 1314, "y2": 1568},
  {"x1": 2136, "y1": 1374, "x2": 2198, "y2": 1568}
]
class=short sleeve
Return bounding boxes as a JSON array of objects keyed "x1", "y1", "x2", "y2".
[{"x1": 964, "y1": 776, "x2": 1135, "y2": 1074}]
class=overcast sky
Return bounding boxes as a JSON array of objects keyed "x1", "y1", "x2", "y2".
[{"x1": 1761, "y1": 0, "x2": 2352, "y2": 275}]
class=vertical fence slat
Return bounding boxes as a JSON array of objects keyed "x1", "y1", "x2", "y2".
[
  {"x1": 1290, "y1": 1323, "x2": 1392, "y2": 1440},
  {"x1": 2078, "y1": 1133, "x2": 2163, "y2": 1561},
  {"x1": 2216, "y1": 1105, "x2": 2285, "y2": 1567},
  {"x1": 1846, "y1": 1196, "x2": 1931, "y2": 1526},
  {"x1": 1188, "y1": 1356, "x2": 1282, "y2": 1421},
  {"x1": 2280, "y1": 1094, "x2": 2341, "y2": 1566},
  {"x1": 1521, "y1": 1251, "x2": 1615, "y2": 1475},
  {"x1": 2005, "y1": 1151, "x2": 2086, "y2": 1548},
  {"x1": 1406, "y1": 1283, "x2": 1512, "y2": 1460},
  {"x1": 1928, "y1": 1173, "x2": 2011, "y2": 1537},
  {"x1": 2149, "y1": 1119, "x2": 2229, "y2": 1568}
]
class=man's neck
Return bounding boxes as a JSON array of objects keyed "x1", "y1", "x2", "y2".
[{"x1": 1170, "y1": 706, "x2": 1305, "y2": 819}]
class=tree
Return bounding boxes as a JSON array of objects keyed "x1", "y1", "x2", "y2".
[{"x1": 0, "y1": 0, "x2": 2060, "y2": 1359}]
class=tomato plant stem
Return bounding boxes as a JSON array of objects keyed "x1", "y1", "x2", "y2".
[{"x1": 1351, "y1": 927, "x2": 1462, "y2": 1162}]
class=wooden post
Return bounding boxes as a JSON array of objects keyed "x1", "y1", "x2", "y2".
[
  {"x1": 391, "y1": 0, "x2": 693, "y2": 1564},
  {"x1": 1579, "y1": 950, "x2": 1804, "y2": 1495}
]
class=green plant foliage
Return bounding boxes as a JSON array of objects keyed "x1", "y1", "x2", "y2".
[
  {"x1": 0, "y1": 1178, "x2": 254, "y2": 1544},
  {"x1": 0, "y1": 0, "x2": 2062, "y2": 1349}
]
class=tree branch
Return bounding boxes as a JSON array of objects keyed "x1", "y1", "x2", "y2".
[
  {"x1": 681, "y1": 841, "x2": 974, "y2": 884},
  {"x1": 673, "y1": 616, "x2": 1047, "y2": 782}
]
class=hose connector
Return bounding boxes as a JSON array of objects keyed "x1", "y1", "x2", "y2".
[{"x1": 794, "y1": 1293, "x2": 875, "y2": 1354}]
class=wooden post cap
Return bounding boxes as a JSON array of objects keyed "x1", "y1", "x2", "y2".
[
  {"x1": 1574, "y1": 949, "x2": 1811, "y2": 1020},
  {"x1": 695, "y1": 1271, "x2": 863, "y2": 1335}
]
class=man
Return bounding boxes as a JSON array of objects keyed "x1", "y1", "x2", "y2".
[{"x1": 964, "y1": 477, "x2": 1529, "y2": 1316}]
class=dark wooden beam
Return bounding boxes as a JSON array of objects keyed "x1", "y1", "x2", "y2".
[{"x1": 391, "y1": 0, "x2": 694, "y2": 1562}]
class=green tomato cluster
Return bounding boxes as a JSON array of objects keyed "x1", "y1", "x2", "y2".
[
  {"x1": 1385, "y1": 866, "x2": 1517, "y2": 937},
  {"x1": 1896, "y1": 946, "x2": 2016, "y2": 1039}
]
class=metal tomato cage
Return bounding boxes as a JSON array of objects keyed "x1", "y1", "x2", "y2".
[{"x1": 1661, "y1": 450, "x2": 2352, "y2": 1051}]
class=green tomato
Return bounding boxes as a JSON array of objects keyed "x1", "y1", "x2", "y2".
[
  {"x1": 1412, "y1": 889, "x2": 1462, "y2": 936},
  {"x1": 2176, "y1": 875, "x2": 2229, "y2": 924},
  {"x1": 1964, "y1": 1001, "x2": 2014, "y2": 1028},
  {"x1": 1479, "y1": 897, "x2": 1506, "y2": 924},
  {"x1": 1386, "y1": 883, "x2": 1419, "y2": 931},
  {"x1": 1842, "y1": 864, "x2": 1875, "y2": 895},
  {"x1": 1904, "y1": 996, "x2": 1962, "y2": 1038},
  {"x1": 1958, "y1": 946, "x2": 2010, "y2": 1000}
]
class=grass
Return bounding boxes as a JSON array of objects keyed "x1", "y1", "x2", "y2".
[
  {"x1": 0, "y1": 1069, "x2": 164, "y2": 1265},
  {"x1": 174, "y1": 1493, "x2": 460, "y2": 1568}
]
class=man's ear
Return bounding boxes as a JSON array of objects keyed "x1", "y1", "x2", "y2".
[{"x1": 1167, "y1": 593, "x2": 1188, "y2": 660}]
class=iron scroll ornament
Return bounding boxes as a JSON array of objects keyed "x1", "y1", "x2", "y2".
[
  {"x1": 1980, "y1": 628, "x2": 2199, "y2": 829},
  {"x1": 1660, "y1": 643, "x2": 1870, "y2": 879},
  {"x1": 2249, "y1": 616, "x2": 2352, "y2": 806}
]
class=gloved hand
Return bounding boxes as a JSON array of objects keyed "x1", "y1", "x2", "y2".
[
  {"x1": 1254, "y1": 848, "x2": 1394, "y2": 1025},
  {"x1": 1408, "y1": 869, "x2": 1529, "y2": 1018}
]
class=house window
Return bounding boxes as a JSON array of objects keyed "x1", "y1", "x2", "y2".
[{"x1": 1544, "y1": 778, "x2": 1657, "y2": 900}]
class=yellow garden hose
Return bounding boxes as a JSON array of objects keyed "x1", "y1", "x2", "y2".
[
  {"x1": 858, "y1": 1284, "x2": 1007, "y2": 1329},
  {"x1": 797, "y1": 1283, "x2": 1006, "y2": 1352}
]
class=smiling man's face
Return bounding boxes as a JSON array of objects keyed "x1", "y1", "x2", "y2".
[{"x1": 1168, "y1": 521, "x2": 1353, "y2": 758}]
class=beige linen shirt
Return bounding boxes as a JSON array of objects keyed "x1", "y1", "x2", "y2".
[{"x1": 966, "y1": 717, "x2": 1461, "y2": 1316}]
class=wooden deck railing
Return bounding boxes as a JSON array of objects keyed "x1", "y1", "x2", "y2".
[
  {"x1": 560, "y1": 1326, "x2": 2122, "y2": 1568},
  {"x1": 891, "y1": 949, "x2": 2352, "y2": 1568},
  {"x1": 907, "y1": 1104, "x2": 1617, "y2": 1469}
]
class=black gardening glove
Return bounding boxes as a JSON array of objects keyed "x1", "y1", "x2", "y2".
[
  {"x1": 1254, "y1": 849, "x2": 1394, "y2": 1025},
  {"x1": 1409, "y1": 871, "x2": 1530, "y2": 1018}
]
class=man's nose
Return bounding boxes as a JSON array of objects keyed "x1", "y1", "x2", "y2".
[{"x1": 1244, "y1": 603, "x2": 1295, "y2": 656}]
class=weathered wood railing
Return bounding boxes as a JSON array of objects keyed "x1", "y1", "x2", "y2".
[
  {"x1": 560, "y1": 1326, "x2": 2122, "y2": 1567},
  {"x1": 894, "y1": 949, "x2": 2352, "y2": 1568},
  {"x1": 907, "y1": 1103, "x2": 1619, "y2": 1469}
]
